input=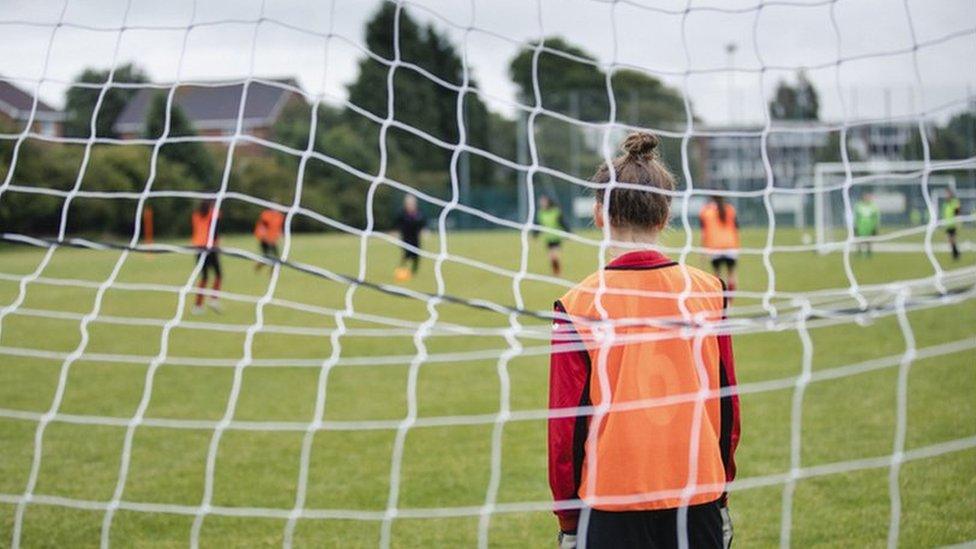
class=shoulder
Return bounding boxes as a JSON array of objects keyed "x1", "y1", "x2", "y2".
[
  {"x1": 559, "y1": 271, "x2": 604, "y2": 307},
  {"x1": 682, "y1": 264, "x2": 724, "y2": 290}
]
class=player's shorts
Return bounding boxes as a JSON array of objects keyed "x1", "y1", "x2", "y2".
[
  {"x1": 947, "y1": 227, "x2": 957, "y2": 236},
  {"x1": 710, "y1": 250, "x2": 738, "y2": 271},
  {"x1": 260, "y1": 241, "x2": 279, "y2": 259},
  {"x1": 582, "y1": 500, "x2": 725, "y2": 549},
  {"x1": 196, "y1": 251, "x2": 222, "y2": 278},
  {"x1": 546, "y1": 240, "x2": 562, "y2": 250}
]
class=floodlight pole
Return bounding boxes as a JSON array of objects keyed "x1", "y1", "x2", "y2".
[
  {"x1": 517, "y1": 107, "x2": 528, "y2": 224},
  {"x1": 726, "y1": 42, "x2": 738, "y2": 124}
]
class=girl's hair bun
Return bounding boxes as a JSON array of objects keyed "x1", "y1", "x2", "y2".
[{"x1": 621, "y1": 131, "x2": 659, "y2": 159}]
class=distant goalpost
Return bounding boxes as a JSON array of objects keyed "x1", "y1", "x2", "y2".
[{"x1": 813, "y1": 159, "x2": 976, "y2": 254}]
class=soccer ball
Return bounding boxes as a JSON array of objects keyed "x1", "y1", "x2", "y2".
[{"x1": 394, "y1": 267, "x2": 412, "y2": 282}]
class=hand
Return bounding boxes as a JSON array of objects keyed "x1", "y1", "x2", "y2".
[
  {"x1": 720, "y1": 505, "x2": 734, "y2": 548},
  {"x1": 558, "y1": 531, "x2": 577, "y2": 549}
]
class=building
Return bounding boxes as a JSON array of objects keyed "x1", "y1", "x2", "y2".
[
  {"x1": 0, "y1": 78, "x2": 64, "y2": 137},
  {"x1": 113, "y1": 78, "x2": 305, "y2": 152},
  {"x1": 694, "y1": 119, "x2": 935, "y2": 225}
]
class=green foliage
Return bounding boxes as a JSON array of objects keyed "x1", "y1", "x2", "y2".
[
  {"x1": 143, "y1": 92, "x2": 216, "y2": 184},
  {"x1": 508, "y1": 37, "x2": 687, "y2": 127},
  {"x1": 904, "y1": 110, "x2": 976, "y2": 160},
  {"x1": 815, "y1": 132, "x2": 863, "y2": 164},
  {"x1": 63, "y1": 63, "x2": 149, "y2": 138},
  {"x1": 770, "y1": 69, "x2": 820, "y2": 121},
  {"x1": 0, "y1": 143, "x2": 198, "y2": 237},
  {"x1": 346, "y1": 4, "x2": 496, "y2": 186}
]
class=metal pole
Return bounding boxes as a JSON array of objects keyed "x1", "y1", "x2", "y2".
[
  {"x1": 459, "y1": 97, "x2": 470, "y2": 229},
  {"x1": 725, "y1": 42, "x2": 737, "y2": 124},
  {"x1": 516, "y1": 106, "x2": 528, "y2": 223}
]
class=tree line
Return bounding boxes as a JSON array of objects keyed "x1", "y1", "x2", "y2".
[{"x1": 1, "y1": 3, "x2": 973, "y2": 239}]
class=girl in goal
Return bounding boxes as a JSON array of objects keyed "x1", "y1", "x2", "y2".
[{"x1": 548, "y1": 132, "x2": 740, "y2": 549}]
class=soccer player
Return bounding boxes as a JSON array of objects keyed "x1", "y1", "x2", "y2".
[
  {"x1": 253, "y1": 207, "x2": 285, "y2": 272},
  {"x1": 393, "y1": 194, "x2": 427, "y2": 279},
  {"x1": 549, "y1": 132, "x2": 739, "y2": 549},
  {"x1": 190, "y1": 199, "x2": 222, "y2": 314},
  {"x1": 699, "y1": 194, "x2": 741, "y2": 293},
  {"x1": 943, "y1": 189, "x2": 961, "y2": 261},
  {"x1": 853, "y1": 192, "x2": 880, "y2": 256},
  {"x1": 535, "y1": 194, "x2": 571, "y2": 276}
]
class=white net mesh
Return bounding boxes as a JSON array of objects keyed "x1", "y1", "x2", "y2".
[{"x1": 0, "y1": 0, "x2": 974, "y2": 547}]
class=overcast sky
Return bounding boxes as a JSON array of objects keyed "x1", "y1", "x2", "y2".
[{"x1": 1, "y1": 0, "x2": 974, "y2": 126}]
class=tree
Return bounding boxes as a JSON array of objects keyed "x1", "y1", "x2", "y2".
[
  {"x1": 143, "y1": 92, "x2": 216, "y2": 184},
  {"x1": 903, "y1": 109, "x2": 976, "y2": 160},
  {"x1": 63, "y1": 63, "x2": 149, "y2": 138},
  {"x1": 346, "y1": 3, "x2": 494, "y2": 183},
  {"x1": 770, "y1": 69, "x2": 820, "y2": 121},
  {"x1": 509, "y1": 37, "x2": 687, "y2": 127}
]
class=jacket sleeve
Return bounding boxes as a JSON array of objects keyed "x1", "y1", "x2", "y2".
[
  {"x1": 717, "y1": 293, "x2": 741, "y2": 503},
  {"x1": 548, "y1": 300, "x2": 591, "y2": 534}
]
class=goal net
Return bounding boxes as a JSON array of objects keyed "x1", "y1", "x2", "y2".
[
  {"x1": 813, "y1": 160, "x2": 976, "y2": 254},
  {"x1": 1, "y1": 0, "x2": 975, "y2": 547}
]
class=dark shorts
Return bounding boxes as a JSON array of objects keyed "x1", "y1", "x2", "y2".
[
  {"x1": 711, "y1": 255, "x2": 737, "y2": 271},
  {"x1": 260, "y1": 241, "x2": 279, "y2": 258},
  {"x1": 947, "y1": 227, "x2": 957, "y2": 237},
  {"x1": 196, "y1": 251, "x2": 222, "y2": 279},
  {"x1": 583, "y1": 500, "x2": 724, "y2": 549},
  {"x1": 546, "y1": 240, "x2": 562, "y2": 250}
]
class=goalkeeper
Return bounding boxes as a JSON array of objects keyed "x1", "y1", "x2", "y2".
[
  {"x1": 254, "y1": 206, "x2": 285, "y2": 272},
  {"x1": 534, "y1": 194, "x2": 571, "y2": 276},
  {"x1": 190, "y1": 200, "x2": 222, "y2": 314},
  {"x1": 549, "y1": 132, "x2": 740, "y2": 549},
  {"x1": 853, "y1": 192, "x2": 880, "y2": 257}
]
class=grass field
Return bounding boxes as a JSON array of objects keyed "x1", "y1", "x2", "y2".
[{"x1": 0, "y1": 225, "x2": 974, "y2": 548}]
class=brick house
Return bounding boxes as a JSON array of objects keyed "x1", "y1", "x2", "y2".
[
  {"x1": 112, "y1": 78, "x2": 304, "y2": 152},
  {"x1": 0, "y1": 79, "x2": 64, "y2": 137}
]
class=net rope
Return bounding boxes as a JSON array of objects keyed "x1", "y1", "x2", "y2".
[{"x1": 0, "y1": 0, "x2": 974, "y2": 547}]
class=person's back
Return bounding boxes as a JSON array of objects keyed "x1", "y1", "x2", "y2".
[
  {"x1": 699, "y1": 201, "x2": 739, "y2": 251},
  {"x1": 255, "y1": 209, "x2": 285, "y2": 244},
  {"x1": 854, "y1": 199, "x2": 880, "y2": 237},
  {"x1": 943, "y1": 195, "x2": 961, "y2": 229},
  {"x1": 549, "y1": 132, "x2": 739, "y2": 549},
  {"x1": 556, "y1": 257, "x2": 732, "y2": 508},
  {"x1": 538, "y1": 205, "x2": 565, "y2": 244},
  {"x1": 191, "y1": 204, "x2": 217, "y2": 248}
]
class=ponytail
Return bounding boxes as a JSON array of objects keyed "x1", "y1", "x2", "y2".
[{"x1": 714, "y1": 195, "x2": 727, "y2": 223}]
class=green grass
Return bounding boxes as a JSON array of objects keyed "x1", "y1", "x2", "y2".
[{"x1": 0, "y1": 226, "x2": 974, "y2": 548}]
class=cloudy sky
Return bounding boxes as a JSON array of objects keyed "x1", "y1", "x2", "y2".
[{"x1": 1, "y1": 0, "x2": 974, "y2": 126}]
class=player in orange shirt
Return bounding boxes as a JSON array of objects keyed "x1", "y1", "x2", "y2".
[
  {"x1": 254, "y1": 207, "x2": 285, "y2": 272},
  {"x1": 190, "y1": 199, "x2": 222, "y2": 314},
  {"x1": 549, "y1": 133, "x2": 739, "y2": 548},
  {"x1": 699, "y1": 195, "x2": 741, "y2": 293}
]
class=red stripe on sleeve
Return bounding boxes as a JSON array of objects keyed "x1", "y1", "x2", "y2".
[
  {"x1": 548, "y1": 301, "x2": 591, "y2": 533},
  {"x1": 718, "y1": 332, "x2": 741, "y2": 485}
]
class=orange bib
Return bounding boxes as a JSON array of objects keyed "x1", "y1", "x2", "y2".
[
  {"x1": 700, "y1": 203, "x2": 740, "y2": 251},
  {"x1": 559, "y1": 263, "x2": 726, "y2": 510}
]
